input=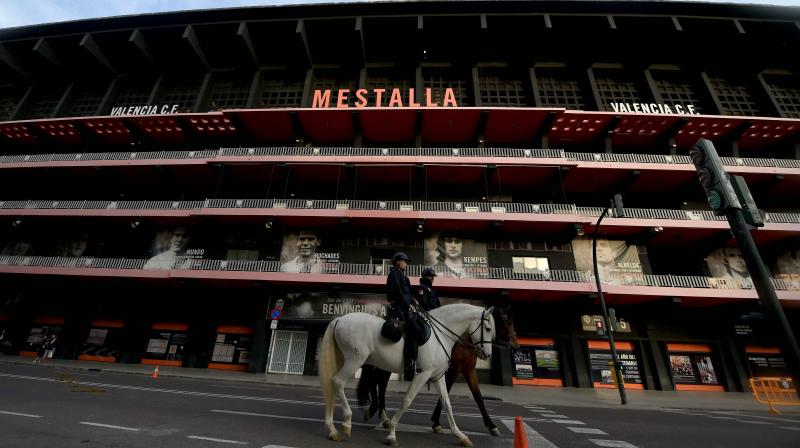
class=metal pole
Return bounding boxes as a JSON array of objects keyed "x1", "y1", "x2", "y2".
[
  {"x1": 592, "y1": 207, "x2": 628, "y2": 405},
  {"x1": 726, "y1": 208, "x2": 800, "y2": 384}
]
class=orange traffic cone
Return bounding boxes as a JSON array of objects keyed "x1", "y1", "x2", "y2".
[
  {"x1": 514, "y1": 416, "x2": 528, "y2": 448},
  {"x1": 151, "y1": 365, "x2": 159, "y2": 379}
]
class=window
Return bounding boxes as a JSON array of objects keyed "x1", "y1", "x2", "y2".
[{"x1": 512, "y1": 257, "x2": 550, "y2": 276}]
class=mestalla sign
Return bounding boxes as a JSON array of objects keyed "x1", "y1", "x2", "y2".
[{"x1": 312, "y1": 88, "x2": 458, "y2": 108}]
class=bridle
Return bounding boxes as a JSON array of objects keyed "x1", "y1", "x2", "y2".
[{"x1": 422, "y1": 308, "x2": 493, "y2": 361}]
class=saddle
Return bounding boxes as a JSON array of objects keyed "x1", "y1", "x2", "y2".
[{"x1": 380, "y1": 305, "x2": 431, "y2": 345}]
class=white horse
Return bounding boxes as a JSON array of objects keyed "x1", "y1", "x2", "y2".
[{"x1": 319, "y1": 303, "x2": 495, "y2": 447}]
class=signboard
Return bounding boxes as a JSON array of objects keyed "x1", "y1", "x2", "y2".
[
  {"x1": 609, "y1": 102, "x2": 698, "y2": 115},
  {"x1": 269, "y1": 308, "x2": 282, "y2": 320},
  {"x1": 276, "y1": 292, "x2": 388, "y2": 320},
  {"x1": 110, "y1": 104, "x2": 180, "y2": 116},
  {"x1": 312, "y1": 88, "x2": 458, "y2": 109},
  {"x1": 581, "y1": 314, "x2": 631, "y2": 333},
  {"x1": 270, "y1": 320, "x2": 279, "y2": 330}
]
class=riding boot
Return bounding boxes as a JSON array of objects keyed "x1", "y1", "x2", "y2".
[{"x1": 404, "y1": 359, "x2": 416, "y2": 381}]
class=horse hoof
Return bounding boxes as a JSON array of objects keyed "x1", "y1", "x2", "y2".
[
  {"x1": 490, "y1": 427, "x2": 501, "y2": 436},
  {"x1": 432, "y1": 425, "x2": 444, "y2": 433},
  {"x1": 342, "y1": 425, "x2": 352, "y2": 438},
  {"x1": 328, "y1": 431, "x2": 340, "y2": 442},
  {"x1": 384, "y1": 436, "x2": 398, "y2": 447},
  {"x1": 458, "y1": 437, "x2": 473, "y2": 447}
]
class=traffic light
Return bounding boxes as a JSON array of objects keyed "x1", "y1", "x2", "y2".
[
  {"x1": 688, "y1": 139, "x2": 741, "y2": 215},
  {"x1": 611, "y1": 194, "x2": 625, "y2": 218},
  {"x1": 730, "y1": 175, "x2": 764, "y2": 227}
]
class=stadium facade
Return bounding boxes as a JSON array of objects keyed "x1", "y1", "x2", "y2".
[{"x1": 0, "y1": 0, "x2": 799, "y2": 392}]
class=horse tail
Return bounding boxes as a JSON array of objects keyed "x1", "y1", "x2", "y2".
[
  {"x1": 319, "y1": 318, "x2": 343, "y2": 415},
  {"x1": 356, "y1": 364, "x2": 374, "y2": 407}
]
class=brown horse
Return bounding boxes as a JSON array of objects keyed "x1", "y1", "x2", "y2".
[{"x1": 357, "y1": 306, "x2": 518, "y2": 436}]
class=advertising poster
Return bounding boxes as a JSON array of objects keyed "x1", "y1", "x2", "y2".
[
  {"x1": 80, "y1": 326, "x2": 122, "y2": 360},
  {"x1": 280, "y1": 230, "x2": 340, "y2": 273},
  {"x1": 212, "y1": 333, "x2": 251, "y2": 364},
  {"x1": 424, "y1": 232, "x2": 488, "y2": 278},
  {"x1": 747, "y1": 354, "x2": 788, "y2": 378},
  {"x1": 144, "y1": 225, "x2": 204, "y2": 270},
  {"x1": 669, "y1": 354, "x2": 721, "y2": 385},
  {"x1": 275, "y1": 293, "x2": 388, "y2": 320},
  {"x1": 773, "y1": 248, "x2": 800, "y2": 290},
  {"x1": 513, "y1": 349, "x2": 534, "y2": 379},
  {"x1": 589, "y1": 344, "x2": 643, "y2": 386},
  {"x1": 705, "y1": 247, "x2": 753, "y2": 289},
  {"x1": 512, "y1": 339, "x2": 562, "y2": 384},
  {"x1": 572, "y1": 238, "x2": 643, "y2": 285}
]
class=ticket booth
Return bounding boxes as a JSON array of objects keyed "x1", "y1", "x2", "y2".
[
  {"x1": 666, "y1": 343, "x2": 725, "y2": 391},
  {"x1": 20, "y1": 316, "x2": 64, "y2": 357},
  {"x1": 78, "y1": 319, "x2": 124, "y2": 363},
  {"x1": 511, "y1": 338, "x2": 564, "y2": 386},
  {"x1": 141, "y1": 322, "x2": 189, "y2": 367},
  {"x1": 587, "y1": 340, "x2": 645, "y2": 390},
  {"x1": 208, "y1": 325, "x2": 253, "y2": 371}
]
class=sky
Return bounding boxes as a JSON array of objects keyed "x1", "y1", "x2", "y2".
[{"x1": 0, "y1": 0, "x2": 799, "y2": 30}]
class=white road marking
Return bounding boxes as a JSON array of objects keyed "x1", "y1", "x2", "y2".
[
  {"x1": 568, "y1": 427, "x2": 608, "y2": 435},
  {"x1": 710, "y1": 416, "x2": 737, "y2": 420},
  {"x1": 589, "y1": 440, "x2": 639, "y2": 448},
  {"x1": 211, "y1": 409, "x2": 492, "y2": 436},
  {"x1": 376, "y1": 422, "x2": 486, "y2": 436},
  {"x1": 0, "y1": 372, "x2": 514, "y2": 421},
  {"x1": 778, "y1": 426, "x2": 800, "y2": 431},
  {"x1": 501, "y1": 418, "x2": 559, "y2": 448},
  {"x1": 542, "y1": 414, "x2": 569, "y2": 418},
  {"x1": 78, "y1": 421, "x2": 140, "y2": 432},
  {"x1": 261, "y1": 446, "x2": 296, "y2": 448},
  {"x1": 537, "y1": 410, "x2": 557, "y2": 414},
  {"x1": 737, "y1": 421, "x2": 772, "y2": 425},
  {"x1": 0, "y1": 410, "x2": 42, "y2": 418},
  {"x1": 187, "y1": 435, "x2": 248, "y2": 445},
  {"x1": 551, "y1": 419, "x2": 585, "y2": 425},
  {"x1": 710, "y1": 411, "x2": 800, "y2": 424}
]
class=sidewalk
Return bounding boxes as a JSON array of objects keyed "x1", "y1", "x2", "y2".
[{"x1": 0, "y1": 354, "x2": 766, "y2": 412}]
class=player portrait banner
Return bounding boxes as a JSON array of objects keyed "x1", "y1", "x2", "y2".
[
  {"x1": 280, "y1": 230, "x2": 340, "y2": 274},
  {"x1": 144, "y1": 225, "x2": 204, "y2": 270},
  {"x1": 704, "y1": 247, "x2": 753, "y2": 289},
  {"x1": 273, "y1": 292, "x2": 388, "y2": 320},
  {"x1": 572, "y1": 238, "x2": 643, "y2": 285},
  {"x1": 424, "y1": 231, "x2": 488, "y2": 278},
  {"x1": 773, "y1": 248, "x2": 800, "y2": 290}
]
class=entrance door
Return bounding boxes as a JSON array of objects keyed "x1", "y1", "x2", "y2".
[{"x1": 268, "y1": 330, "x2": 308, "y2": 374}]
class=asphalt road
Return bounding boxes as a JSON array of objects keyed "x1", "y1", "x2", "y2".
[{"x1": 0, "y1": 362, "x2": 799, "y2": 448}]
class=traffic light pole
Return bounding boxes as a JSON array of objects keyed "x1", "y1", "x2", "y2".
[
  {"x1": 593, "y1": 206, "x2": 628, "y2": 405},
  {"x1": 726, "y1": 208, "x2": 800, "y2": 383}
]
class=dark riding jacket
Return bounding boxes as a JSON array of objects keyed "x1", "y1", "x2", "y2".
[
  {"x1": 417, "y1": 279, "x2": 441, "y2": 311},
  {"x1": 386, "y1": 266, "x2": 414, "y2": 316}
]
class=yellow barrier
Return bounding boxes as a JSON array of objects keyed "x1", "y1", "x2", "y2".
[{"x1": 749, "y1": 377, "x2": 799, "y2": 415}]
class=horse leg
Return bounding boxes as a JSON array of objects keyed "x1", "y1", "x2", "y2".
[
  {"x1": 464, "y1": 367, "x2": 499, "y2": 436},
  {"x1": 333, "y1": 358, "x2": 362, "y2": 439},
  {"x1": 320, "y1": 322, "x2": 344, "y2": 441},
  {"x1": 385, "y1": 371, "x2": 431, "y2": 447},
  {"x1": 377, "y1": 368, "x2": 391, "y2": 429},
  {"x1": 431, "y1": 365, "x2": 457, "y2": 433},
  {"x1": 433, "y1": 375, "x2": 472, "y2": 447}
]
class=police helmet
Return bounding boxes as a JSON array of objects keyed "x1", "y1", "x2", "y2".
[
  {"x1": 421, "y1": 267, "x2": 437, "y2": 277},
  {"x1": 392, "y1": 252, "x2": 411, "y2": 263}
]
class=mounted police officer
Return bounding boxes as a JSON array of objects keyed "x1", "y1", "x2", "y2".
[
  {"x1": 386, "y1": 252, "x2": 422, "y2": 380},
  {"x1": 417, "y1": 267, "x2": 441, "y2": 311}
]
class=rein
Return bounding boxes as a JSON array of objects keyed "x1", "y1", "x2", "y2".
[{"x1": 420, "y1": 308, "x2": 490, "y2": 358}]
